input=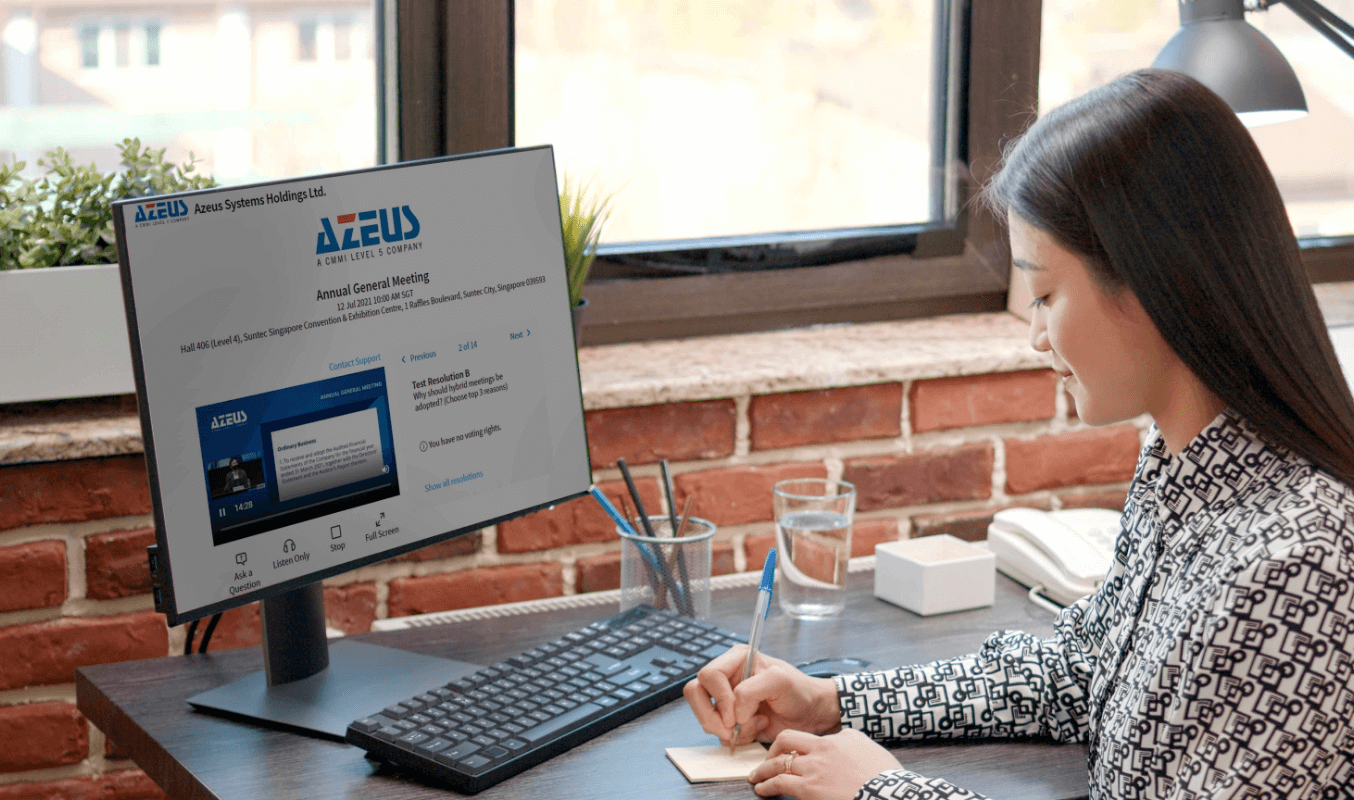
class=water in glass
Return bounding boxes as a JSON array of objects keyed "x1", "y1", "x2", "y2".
[{"x1": 775, "y1": 509, "x2": 851, "y2": 618}]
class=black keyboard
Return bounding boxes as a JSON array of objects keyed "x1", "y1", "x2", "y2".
[{"x1": 345, "y1": 605, "x2": 746, "y2": 793}]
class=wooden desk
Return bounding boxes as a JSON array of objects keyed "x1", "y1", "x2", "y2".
[{"x1": 77, "y1": 572, "x2": 1089, "y2": 800}]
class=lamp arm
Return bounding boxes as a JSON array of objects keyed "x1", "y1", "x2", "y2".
[{"x1": 1275, "y1": 0, "x2": 1354, "y2": 61}]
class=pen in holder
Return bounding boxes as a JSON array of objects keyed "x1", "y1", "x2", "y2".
[{"x1": 617, "y1": 515, "x2": 715, "y2": 620}]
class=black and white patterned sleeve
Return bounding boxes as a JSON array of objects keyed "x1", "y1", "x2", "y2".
[
  {"x1": 1158, "y1": 539, "x2": 1354, "y2": 798},
  {"x1": 856, "y1": 769, "x2": 993, "y2": 800},
  {"x1": 830, "y1": 591, "x2": 1105, "y2": 800},
  {"x1": 833, "y1": 599, "x2": 1100, "y2": 744}
]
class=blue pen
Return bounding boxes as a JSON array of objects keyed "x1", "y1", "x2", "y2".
[
  {"x1": 589, "y1": 484, "x2": 639, "y2": 536},
  {"x1": 730, "y1": 548, "x2": 776, "y2": 753}
]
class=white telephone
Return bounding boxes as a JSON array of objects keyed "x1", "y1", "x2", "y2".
[{"x1": 987, "y1": 507, "x2": 1120, "y2": 613}]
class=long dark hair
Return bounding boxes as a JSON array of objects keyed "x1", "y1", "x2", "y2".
[{"x1": 983, "y1": 68, "x2": 1354, "y2": 483}]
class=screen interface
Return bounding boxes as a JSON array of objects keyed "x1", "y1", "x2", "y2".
[{"x1": 120, "y1": 147, "x2": 590, "y2": 620}]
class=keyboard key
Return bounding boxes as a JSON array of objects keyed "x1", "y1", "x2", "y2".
[
  {"x1": 435, "y1": 741, "x2": 481, "y2": 765},
  {"x1": 374, "y1": 726, "x2": 402, "y2": 742},
  {"x1": 397, "y1": 731, "x2": 430, "y2": 747},
  {"x1": 471, "y1": 734, "x2": 497, "y2": 747},
  {"x1": 595, "y1": 695, "x2": 619, "y2": 707},
  {"x1": 419, "y1": 724, "x2": 446, "y2": 737},
  {"x1": 408, "y1": 713, "x2": 432, "y2": 725},
  {"x1": 520, "y1": 702, "x2": 603, "y2": 743},
  {"x1": 403, "y1": 698, "x2": 428, "y2": 713},
  {"x1": 383, "y1": 704, "x2": 411, "y2": 719},
  {"x1": 483, "y1": 745, "x2": 509, "y2": 759},
  {"x1": 418, "y1": 738, "x2": 453, "y2": 754},
  {"x1": 351, "y1": 717, "x2": 383, "y2": 733},
  {"x1": 503, "y1": 738, "x2": 527, "y2": 751},
  {"x1": 612, "y1": 689, "x2": 635, "y2": 700},
  {"x1": 394, "y1": 720, "x2": 418, "y2": 732},
  {"x1": 460, "y1": 754, "x2": 491, "y2": 771},
  {"x1": 609, "y1": 668, "x2": 647, "y2": 687}
]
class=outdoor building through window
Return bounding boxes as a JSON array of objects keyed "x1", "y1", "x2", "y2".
[
  {"x1": 515, "y1": 0, "x2": 956, "y2": 253},
  {"x1": 0, "y1": 1, "x2": 377, "y2": 187}
]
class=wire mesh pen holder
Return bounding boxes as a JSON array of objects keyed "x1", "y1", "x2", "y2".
[{"x1": 616, "y1": 516, "x2": 716, "y2": 620}]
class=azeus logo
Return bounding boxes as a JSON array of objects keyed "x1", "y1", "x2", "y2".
[
  {"x1": 134, "y1": 199, "x2": 190, "y2": 223},
  {"x1": 210, "y1": 410, "x2": 248, "y2": 430},
  {"x1": 316, "y1": 206, "x2": 420, "y2": 254}
]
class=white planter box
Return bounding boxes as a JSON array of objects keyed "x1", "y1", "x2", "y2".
[{"x1": 0, "y1": 264, "x2": 135, "y2": 403}]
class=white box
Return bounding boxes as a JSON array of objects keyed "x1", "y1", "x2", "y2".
[{"x1": 874, "y1": 535, "x2": 995, "y2": 616}]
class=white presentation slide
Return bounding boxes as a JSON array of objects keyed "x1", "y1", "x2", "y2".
[
  {"x1": 272, "y1": 409, "x2": 386, "y2": 503},
  {"x1": 118, "y1": 146, "x2": 592, "y2": 619}
]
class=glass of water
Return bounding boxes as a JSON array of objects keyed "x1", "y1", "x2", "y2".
[{"x1": 773, "y1": 478, "x2": 856, "y2": 618}]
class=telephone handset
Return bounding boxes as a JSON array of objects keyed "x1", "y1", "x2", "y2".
[{"x1": 987, "y1": 507, "x2": 1120, "y2": 613}]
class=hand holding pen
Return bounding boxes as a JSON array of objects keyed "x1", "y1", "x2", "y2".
[{"x1": 682, "y1": 561, "x2": 846, "y2": 748}]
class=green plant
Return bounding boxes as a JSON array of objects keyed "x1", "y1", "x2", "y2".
[
  {"x1": 558, "y1": 173, "x2": 612, "y2": 308},
  {"x1": 0, "y1": 138, "x2": 215, "y2": 270}
]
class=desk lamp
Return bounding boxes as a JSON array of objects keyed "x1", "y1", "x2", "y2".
[{"x1": 1152, "y1": 0, "x2": 1354, "y2": 127}]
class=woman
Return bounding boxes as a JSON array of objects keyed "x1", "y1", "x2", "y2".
[{"x1": 684, "y1": 69, "x2": 1354, "y2": 800}]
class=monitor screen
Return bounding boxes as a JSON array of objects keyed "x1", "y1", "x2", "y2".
[{"x1": 117, "y1": 146, "x2": 591, "y2": 626}]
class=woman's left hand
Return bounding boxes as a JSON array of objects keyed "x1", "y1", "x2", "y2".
[{"x1": 748, "y1": 728, "x2": 903, "y2": 800}]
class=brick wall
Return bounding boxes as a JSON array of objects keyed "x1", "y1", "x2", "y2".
[{"x1": 0, "y1": 367, "x2": 1142, "y2": 795}]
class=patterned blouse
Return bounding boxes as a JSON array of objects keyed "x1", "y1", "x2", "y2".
[{"x1": 835, "y1": 413, "x2": 1354, "y2": 799}]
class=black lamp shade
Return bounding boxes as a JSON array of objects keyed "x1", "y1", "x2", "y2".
[{"x1": 1152, "y1": 7, "x2": 1308, "y2": 127}]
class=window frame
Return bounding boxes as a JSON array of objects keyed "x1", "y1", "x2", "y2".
[{"x1": 390, "y1": 0, "x2": 1354, "y2": 345}]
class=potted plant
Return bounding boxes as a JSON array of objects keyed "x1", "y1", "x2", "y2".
[
  {"x1": 0, "y1": 140, "x2": 214, "y2": 403},
  {"x1": 557, "y1": 173, "x2": 611, "y2": 347}
]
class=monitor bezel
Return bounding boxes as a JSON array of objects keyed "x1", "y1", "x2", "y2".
[{"x1": 113, "y1": 145, "x2": 592, "y2": 626}]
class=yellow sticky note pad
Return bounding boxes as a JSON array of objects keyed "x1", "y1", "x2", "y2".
[{"x1": 665, "y1": 743, "x2": 768, "y2": 783}]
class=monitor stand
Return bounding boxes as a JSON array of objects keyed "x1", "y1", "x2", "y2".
[{"x1": 187, "y1": 582, "x2": 479, "y2": 740}]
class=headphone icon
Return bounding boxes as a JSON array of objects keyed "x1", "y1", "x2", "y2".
[{"x1": 283, "y1": 539, "x2": 296, "y2": 553}]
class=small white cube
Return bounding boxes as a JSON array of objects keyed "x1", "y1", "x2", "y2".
[{"x1": 874, "y1": 535, "x2": 995, "y2": 616}]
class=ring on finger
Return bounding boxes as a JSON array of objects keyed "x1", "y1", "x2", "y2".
[{"x1": 783, "y1": 751, "x2": 798, "y2": 776}]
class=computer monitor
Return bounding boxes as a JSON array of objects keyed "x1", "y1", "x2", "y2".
[{"x1": 113, "y1": 146, "x2": 591, "y2": 739}]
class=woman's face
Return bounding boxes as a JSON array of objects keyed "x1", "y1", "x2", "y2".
[{"x1": 1009, "y1": 213, "x2": 1174, "y2": 426}]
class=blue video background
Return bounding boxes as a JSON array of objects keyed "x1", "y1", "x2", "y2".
[{"x1": 195, "y1": 367, "x2": 400, "y2": 546}]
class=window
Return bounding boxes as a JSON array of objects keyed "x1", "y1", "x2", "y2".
[
  {"x1": 298, "y1": 20, "x2": 317, "y2": 61},
  {"x1": 146, "y1": 23, "x2": 161, "y2": 67},
  {"x1": 1041, "y1": 0, "x2": 1354, "y2": 240},
  {"x1": 396, "y1": 1, "x2": 1040, "y2": 343},
  {"x1": 516, "y1": 1, "x2": 950, "y2": 247},
  {"x1": 1, "y1": 3, "x2": 377, "y2": 187},
  {"x1": 80, "y1": 25, "x2": 98, "y2": 68}
]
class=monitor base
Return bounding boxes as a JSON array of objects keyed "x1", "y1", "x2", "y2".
[{"x1": 187, "y1": 639, "x2": 479, "y2": 740}]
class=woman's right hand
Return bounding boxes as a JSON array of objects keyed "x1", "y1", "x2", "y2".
[{"x1": 682, "y1": 645, "x2": 842, "y2": 747}]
